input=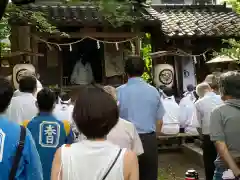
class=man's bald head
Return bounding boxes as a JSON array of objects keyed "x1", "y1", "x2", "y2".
[
  {"x1": 204, "y1": 74, "x2": 219, "y2": 92},
  {"x1": 103, "y1": 85, "x2": 117, "y2": 101},
  {"x1": 196, "y1": 82, "x2": 211, "y2": 98}
]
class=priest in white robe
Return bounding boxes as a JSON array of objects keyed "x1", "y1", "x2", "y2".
[
  {"x1": 179, "y1": 94, "x2": 199, "y2": 135},
  {"x1": 70, "y1": 58, "x2": 93, "y2": 85}
]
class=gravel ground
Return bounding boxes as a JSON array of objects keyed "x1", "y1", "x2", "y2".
[{"x1": 158, "y1": 152, "x2": 205, "y2": 180}]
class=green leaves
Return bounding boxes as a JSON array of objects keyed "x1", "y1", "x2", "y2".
[
  {"x1": 141, "y1": 33, "x2": 153, "y2": 84},
  {"x1": 226, "y1": 0, "x2": 240, "y2": 14},
  {"x1": 0, "y1": 19, "x2": 9, "y2": 40},
  {"x1": 0, "y1": 16, "x2": 10, "y2": 55},
  {"x1": 98, "y1": 0, "x2": 136, "y2": 27},
  {"x1": 6, "y1": 4, "x2": 60, "y2": 34},
  {"x1": 219, "y1": 39, "x2": 240, "y2": 62},
  {"x1": 0, "y1": 3, "x2": 62, "y2": 56},
  {"x1": 67, "y1": 0, "x2": 138, "y2": 27},
  {"x1": 219, "y1": 0, "x2": 240, "y2": 61},
  {"x1": 0, "y1": 0, "x2": 142, "y2": 56}
]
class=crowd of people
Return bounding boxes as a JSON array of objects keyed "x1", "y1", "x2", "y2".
[
  {"x1": 160, "y1": 72, "x2": 240, "y2": 180},
  {"x1": 0, "y1": 56, "x2": 240, "y2": 180}
]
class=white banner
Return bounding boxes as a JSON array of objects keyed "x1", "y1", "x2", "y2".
[{"x1": 182, "y1": 58, "x2": 196, "y2": 91}]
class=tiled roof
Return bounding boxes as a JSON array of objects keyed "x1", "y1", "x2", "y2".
[
  {"x1": 19, "y1": 3, "x2": 159, "y2": 26},
  {"x1": 152, "y1": 4, "x2": 240, "y2": 37}
]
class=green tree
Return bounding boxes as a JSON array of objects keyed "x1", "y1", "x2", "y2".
[
  {"x1": 226, "y1": 0, "x2": 240, "y2": 13},
  {"x1": 68, "y1": 0, "x2": 139, "y2": 27},
  {"x1": 141, "y1": 33, "x2": 153, "y2": 84},
  {"x1": 0, "y1": 3, "x2": 61, "y2": 57},
  {"x1": 0, "y1": 17, "x2": 9, "y2": 52},
  {"x1": 220, "y1": 0, "x2": 240, "y2": 61}
]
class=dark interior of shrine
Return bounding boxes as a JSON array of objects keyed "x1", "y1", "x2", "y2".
[{"x1": 61, "y1": 38, "x2": 104, "y2": 85}]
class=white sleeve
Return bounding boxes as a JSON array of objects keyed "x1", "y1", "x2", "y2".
[
  {"x1": 36, "y1": 80, "x2": 43, "y2": 89},
  {"x1": 71, "y1": 62, "x2": 79, "y2": 83},
  {"x1": 190, "y1": 106, "x2": 200, "y2": 128},
  {"x1": 6, "y1": 101, "x2": 22, "y2": 124},
  {"x1": 194, "y1": 103, "x2": 202, "y2": 128},
  {"x1": 131, "y1": 125, "x2": 144, "y2": 156},
  {"x1": 87, "y1": 63, "x2": 94, "y2": 83},
  {"x1": 179, "y1": 100, "x2": 187, "y2": 127}
]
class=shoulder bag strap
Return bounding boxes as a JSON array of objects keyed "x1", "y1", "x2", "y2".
[
  {"x1": 101, "y1": 149, "x2": 122, "y2": 180},
  {"x1": 9, "y1": 126, "x2": 26, "y2": 180}
]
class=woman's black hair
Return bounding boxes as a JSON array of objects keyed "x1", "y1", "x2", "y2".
[{"x1": 72, "y1": 85, "x2": 119, "y2": 139}]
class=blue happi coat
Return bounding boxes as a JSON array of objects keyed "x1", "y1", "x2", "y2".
[
  {"x1": 0, "y1": 115, "x2": 43, "y2": 180},
  {"x1": 23, "y1": 112, "x2": 74, "y2": 180}
]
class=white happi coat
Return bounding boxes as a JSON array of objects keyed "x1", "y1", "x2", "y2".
[
  {"x1": 6, "y1": 93, "x2": 38, "y2": 124},
  {"x1": 161, "y1": 96, "x2": 180, "y2": 135},
  {"x1": 179, "y1": 94, "x2": 199, "y2": 135},
  {"x1": 53, "y1": 100, "x2": 74, "y2": 123}
]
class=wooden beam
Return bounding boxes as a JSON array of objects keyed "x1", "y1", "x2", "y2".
[
  {"x1": 2, "y1": 51, "x2": 44, "y2": 58},
  {"x1": 36, "y1": 32, "x2": 143, "y2": 39},
  {"x1": 150, "y1": 50, "x2": 180, "y2": 59}
]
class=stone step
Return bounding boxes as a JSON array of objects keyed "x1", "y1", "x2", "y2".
[
  {"x1": 194, "y1": 139, "x2": 202, "y2": 147},
  {"x1": 182, "y1": 143, "x2": 204, "y2": 167}
]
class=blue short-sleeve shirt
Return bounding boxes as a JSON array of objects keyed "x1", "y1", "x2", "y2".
[
  {"x1": 0, "y1": 116, "x2": 43, "y2": 180},
  {"x1": 117, "y1": 77, "x2": 165, "y2": 134}
]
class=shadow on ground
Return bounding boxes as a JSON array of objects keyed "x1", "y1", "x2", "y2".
[{"x1": 158, "y1": 152, "x2": 205, "y2": 180}]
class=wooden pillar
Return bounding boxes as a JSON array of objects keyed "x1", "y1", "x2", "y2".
[
  {"x1": 18, "y1": 26, "x2": 31, "y2": 63},
  {"x1": 10, "y1": 25, "x2": 19, "y2": 62},
  {"x1": 31, "y1": 34, "x2": 38, "y2": 69},
  {"x1": 135, "y1": 38, "x2": 141, "y2": 55},
  {"x1": 174, "y1": 56, "x2": 183, "y2": 96}
]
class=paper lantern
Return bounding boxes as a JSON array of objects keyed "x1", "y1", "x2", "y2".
[
  {"x1": 154, "y1": 64, "x2": 174, "y2": 88},
  {"x1": 13, "y1": 64, "x2": 36, "y2": 89}
]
